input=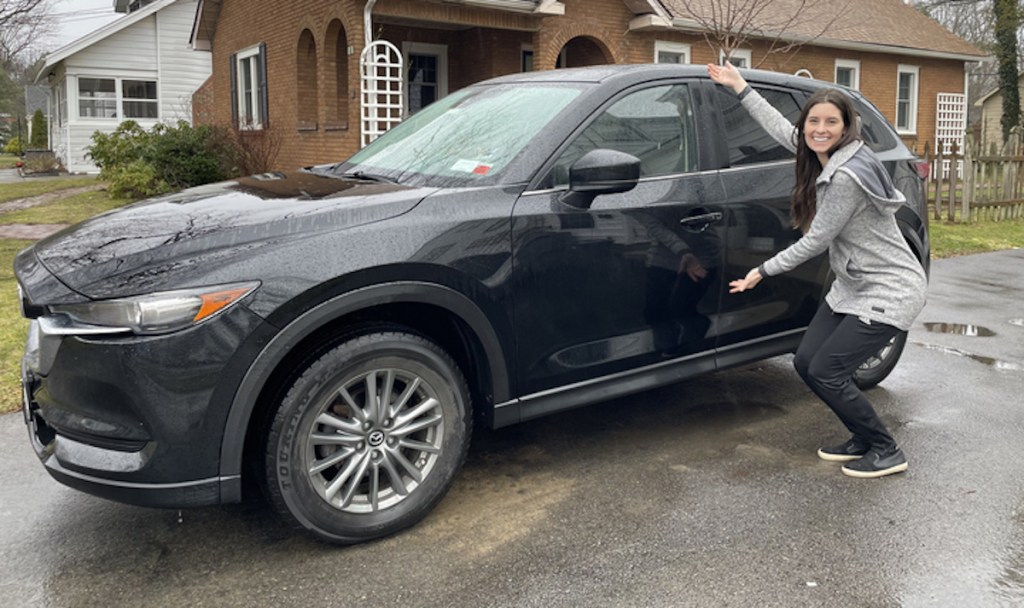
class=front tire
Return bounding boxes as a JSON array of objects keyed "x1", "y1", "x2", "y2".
[
  {"x1": 265, "y1": 331, "x2": 471, "y2": 544},
  {"x1": 853, "y1": 331, "x2": 908, "y2": 390}
]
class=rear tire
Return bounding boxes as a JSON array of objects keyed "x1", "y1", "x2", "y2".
[
  {"x1": 265, "y1": 331, "x2": 471, "y2": 544},
  {"x1": 853, "y1": 331, "x2": 907, "y2": 390}
]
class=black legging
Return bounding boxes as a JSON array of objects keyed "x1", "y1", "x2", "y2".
[{"x1": 793, "y1": 303, "x2": 902, "y2": 451}]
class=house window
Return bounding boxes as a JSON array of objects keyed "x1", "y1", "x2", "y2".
[
  {"x1": 78, "y1": 77, "x2": 157, "y2": 119},
  {"x1": 896, "y1": 64, "x2": 919, "y2": 134},
  {"x1": 78, "y1": 78, "x2": 117, "y2": 118},
  {"x1": 232, "y1": 43, "x2": 268, "y2": 129},
  {"x1": 719, "y1": 49, "x2": 752, "y2": 68},
  {"x1": 122, "y1": 80, "x2": 158, "y2": 118},
  {"x1": 403, "y1": 42, "x2": 447, "y2": 115},
  {"x1": 835, "y1": 59, "x2": 860, "y2": 90},
  {"x1": 522, "y1": 45, "x2": 534, "y2": 72},
  {"x1": 655, "y1": 41, "x2": 690, "y2": 64},
  {"x1": 296, "y1": 29, "x2": 318, "y2": 129}
]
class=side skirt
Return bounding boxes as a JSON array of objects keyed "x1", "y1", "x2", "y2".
[{"x1": 492, "y1": 329, "x2": 804, "y2": 429}]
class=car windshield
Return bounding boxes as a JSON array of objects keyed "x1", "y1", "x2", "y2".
[{"x1": 334, "y1": 83, "x2": 583, "y2": 187}]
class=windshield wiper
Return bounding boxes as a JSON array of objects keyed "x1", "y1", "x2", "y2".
[{"x1": 338, "y1": 171, "x2": 401, "y2": 185}]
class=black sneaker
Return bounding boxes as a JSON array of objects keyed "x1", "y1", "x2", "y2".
[
  {"x1": 841, "y1": 447, "x2": 908, "y2": 478},
  {"x1": 817, "y1": 438, "x2": 869, "y2": 462}
]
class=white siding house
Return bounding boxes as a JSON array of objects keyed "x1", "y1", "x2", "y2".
[{"x1": 36, "y1": 0, "x2": 211, "y2": 173}]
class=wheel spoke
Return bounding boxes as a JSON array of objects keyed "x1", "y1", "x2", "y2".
[
  {"x1": 339, "y1": 452, "x2": 373, "y2": 508},
  {"x1": 323, "y1": 452, "x2": 366, "y2": 503},
  {"x1": 316, "y1": 412, "x2": 362, "y2": 434},
  {"x1": 378, "y1": 452, "x2": 410, "y2": 495},
  {"x1": 392, "y1": 412, "x2": 443, "y2": 437},
  {"x1": 368, "y1": 463, "x2": 381, "y2": 511},
  {"x1": 309, "y1": 447, "x2": 355, "y2": 475},
  {"x1": 387, "y1": 446, "x2": 422, "y2": 484},
  {"x1": 389, "y1": 377, "x2": 421, "y2": 418},
  {"x1": 394, "y1": 397, "x2": 440, "y2": 429},
  {"x1": 399, "y1": 438, "x2": 441, "y2": 454},
  {"x1": 364, "y1": 372, "x2": 380, "y2": 424},
  {"x1": 381, "y1": 369, "x2": 396, "y2": 418},
  {"x1": 338, "y1": 386, "x2": 367, "y2": 423}
]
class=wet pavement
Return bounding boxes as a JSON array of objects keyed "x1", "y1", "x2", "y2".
[{"x1": 1, "y1": 249, "x2": 1023, "y2": 607}]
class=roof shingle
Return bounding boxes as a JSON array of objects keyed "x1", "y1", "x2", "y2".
[{"x1": 659, "y1": 0, "x2": 985, "y2": 58}]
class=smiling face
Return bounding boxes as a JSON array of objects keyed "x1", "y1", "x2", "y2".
[{"x1": 803, "y1": 101, "x2": 846, "y2": 163}]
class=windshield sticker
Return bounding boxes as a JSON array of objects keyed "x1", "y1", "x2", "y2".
[{"x1": 451, "y1": 159, "x2": 492, "y2": 175}]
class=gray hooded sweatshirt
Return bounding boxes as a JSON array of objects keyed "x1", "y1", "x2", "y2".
[{"x1": 740, "y1": 88, "x2": 927, "y2": 331}]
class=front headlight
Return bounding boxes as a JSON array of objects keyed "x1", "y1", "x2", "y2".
[{"x1": 47, "y1": 282, "x2": 260, "y2": 336}]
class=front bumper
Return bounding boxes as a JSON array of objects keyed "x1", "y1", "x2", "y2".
[{"x1": 20, "y1": 304, "x2": 268, "y2": 508}]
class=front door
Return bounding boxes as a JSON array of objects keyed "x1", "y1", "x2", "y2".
[{"x1": 510, "y1": 83, "x2": 728, "y2": 397}]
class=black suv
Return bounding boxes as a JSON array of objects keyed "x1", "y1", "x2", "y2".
[{"x1": 16, "y1": 65, "x2": 929, "y2": 543}]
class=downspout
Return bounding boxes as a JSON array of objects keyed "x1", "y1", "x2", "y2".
[{"x1": 365, "y1": 0, "x2": 377, "y2": 48}]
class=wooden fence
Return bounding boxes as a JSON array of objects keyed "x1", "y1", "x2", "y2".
[{"x1": 923, "y1": 128, "x2": 1024, "y2": 223}]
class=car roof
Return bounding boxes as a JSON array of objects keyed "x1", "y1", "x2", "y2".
[{"x1": 479, "y1": 63, "x2": 832, "y2": 93}]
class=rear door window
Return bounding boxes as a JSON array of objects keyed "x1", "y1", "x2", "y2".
[{"x1": 713, "y1": 86, "x2": 802, "y2": 166}]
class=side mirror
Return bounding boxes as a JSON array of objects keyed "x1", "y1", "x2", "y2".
[{"x1": 559, "y1": 149, "x2": 641, "y2": 210}]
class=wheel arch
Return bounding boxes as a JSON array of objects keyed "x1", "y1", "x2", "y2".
[{"x1": 218, "y1": 282, "x2": 510, "y2": 500}]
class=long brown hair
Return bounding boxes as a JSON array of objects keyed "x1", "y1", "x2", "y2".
[{"x1": 791, "y1": 88, "x2": 861, "y2": 232}]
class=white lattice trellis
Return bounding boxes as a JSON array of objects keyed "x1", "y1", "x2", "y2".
[
  {"x1": 360, "y1": 40, "x2": 404, "y2": 148},
  {"x1": 935, "y1": 92, "x2": 966, "y2": 179}
]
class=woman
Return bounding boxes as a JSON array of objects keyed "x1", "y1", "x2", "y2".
[{"x1": 707, "y1": 62, "x2": 927, "y2": 479}]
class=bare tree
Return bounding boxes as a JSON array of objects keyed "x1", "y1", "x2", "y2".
[
  {"x1": 0, "y1": 0, "x2": 53, "y2": 67},
  {"x1": 669, "y1": 0, "x2": 851, "y2": 68}
]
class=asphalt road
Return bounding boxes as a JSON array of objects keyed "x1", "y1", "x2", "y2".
[{"x1": 2, "y1": 250, "x2": 1023, "y2": 608}]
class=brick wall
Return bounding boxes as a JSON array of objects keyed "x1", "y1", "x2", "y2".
[{"x1": 205, "y1": 0, "x2": 972, "y2": 171}]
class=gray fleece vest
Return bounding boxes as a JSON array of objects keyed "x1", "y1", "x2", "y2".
[{"x1": 741, "y1": 90, "x2": 927, "y2": 331}]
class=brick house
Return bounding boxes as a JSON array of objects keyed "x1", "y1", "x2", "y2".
[{"x1": 189, "y1": 0, "x2": 985, "y2": 171}]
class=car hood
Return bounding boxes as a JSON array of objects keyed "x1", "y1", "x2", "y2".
[{"x1": 30, "y1": 170, "x2": 434, "y2": 299}]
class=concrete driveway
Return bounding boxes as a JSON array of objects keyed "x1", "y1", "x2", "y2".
[{"x1": 1, "y1": 250, "x2": 1022, "y2": 608}]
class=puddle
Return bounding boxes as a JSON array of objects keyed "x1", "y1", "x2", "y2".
[
  {"x1": 1010, "y1": 319, "x2": 1024, "y2": 328},
  {"x1": 913, "y1": 342, "x2": 1023, "y2": 371},
  {"x1": 922, "y1": 322, "x2": 996, "y2": 337}
]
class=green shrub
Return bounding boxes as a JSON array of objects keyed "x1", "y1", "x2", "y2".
[
  {"x1": 86, "y1": 121, "x2": 150, "y2": 172},
  {"x1": 87, "y1": 121, "x2": 238, "y2": 194},
  {"x1": 105, "y1": 159, "x2": 169, "y2": 199},
  {"x1": 29, "y1": 110, "x2": 47, "y2": 149},
  {"x1": 3, "y1": 136, "x2": 23, "y2": 155}
]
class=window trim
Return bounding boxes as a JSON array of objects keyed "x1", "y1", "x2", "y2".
[
  {"x1": 719, "y1": 49, "x2": 752, "y2": 68},
  {"x1": 232, "y1": 43, "x2": 268, "y2": 130},
  {"x1": 521, "y1": 44, "x2": 534, "y2": 72},
  {"x1": 654, "y1": 41, "x2": 691, "y2": 64},
  {"x1": 75, "y1": 76, "x2": 158, "y2": 121},
  {"x1": 835, "y1": 59, "x2": 860, "y2": 90},
  {"x1": 402, "y1": 41, "x2": 448, "y2": 115},
  {"x1": 896, "y1": 64, "x2": 919, "y2": 135}
]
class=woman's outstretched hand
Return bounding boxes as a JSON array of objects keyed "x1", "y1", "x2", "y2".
[
  {"x1": 706, "y1": 61, "x2": 747, "y2": 95},
  {"x1": 729, "y1": 267, "x2": 763, "y2": 293}
]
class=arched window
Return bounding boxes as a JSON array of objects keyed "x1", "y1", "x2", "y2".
[
  {"x1": 326, "y1": 19, "x2": 349, "y2": 127},
  {"x1": 297, "y1": 29, "x2": 318, "y2": 129}
]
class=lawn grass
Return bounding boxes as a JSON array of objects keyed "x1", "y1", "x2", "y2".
[
  {"x1": 0, "y1": 176, "x2": 102, "y2": 204},
  {"x1": 0, "y1": 154, "x2": 21, "y2": 170},
  {"x1": 0, "y1": 189, "x2": 135, "y2": 225},
  {"x1": 0, "y1": 240, "x2": 33, "y2": 413},
  {"x1": 929, "y1": 217, "x2": 1024, "y2": 258}
]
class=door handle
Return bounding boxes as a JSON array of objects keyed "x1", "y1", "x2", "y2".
[{"x1": 679, "y1": 211, "x2": 723, "y2": 226}]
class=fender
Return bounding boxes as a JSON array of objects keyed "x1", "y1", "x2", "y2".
[{"x1": 217, "y1": 281, "x2": 510, "y2": 501}]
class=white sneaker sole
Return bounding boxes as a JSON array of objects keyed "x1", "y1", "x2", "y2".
[
  {"x1": 817, "y1": 448, "x2": 865, "y2": 462},
  {"x1": 840, "y1": 462, "x2": 909, "y2": 478}
]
